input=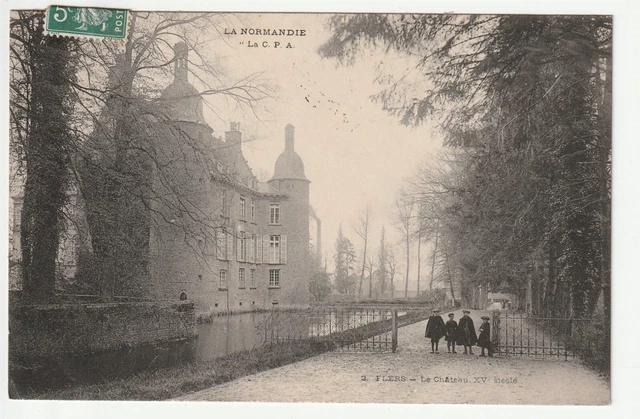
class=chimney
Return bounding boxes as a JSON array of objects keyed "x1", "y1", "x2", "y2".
[
  {"x1": 225, "y1": 122, "x2": 242, "y2": 153},
  {"x1": 285, "y1": 124, "x2": 295, "y2": 151},
  {"x1": 173, "y1": 42, "x2": 188, "y2": 82}
]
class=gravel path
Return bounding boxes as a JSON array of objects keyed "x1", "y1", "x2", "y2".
[{"x1": 177, "y1": 309, "x2": 610, "y2": 405}]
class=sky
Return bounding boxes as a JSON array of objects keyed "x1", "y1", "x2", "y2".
[{"x1": 196, "y1": 13, "x2": 443, "y2": 277}]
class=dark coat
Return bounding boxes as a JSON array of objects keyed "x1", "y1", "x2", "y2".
[
  {"x1": 457, "y1": 315, "x2": 477, "y2": 346},
  {"x1": 477, "y1": 321, "x2": 491, "y2": 347},
  {"x1": 445, "y1": 319, "x2": 458, "y2": 342},
  {"x1": 425, "y1": 315, "x2": 446, "y2": 341}
]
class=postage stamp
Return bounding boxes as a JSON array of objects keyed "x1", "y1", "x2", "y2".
[{"x1": 44, "y1": 6, "x2": 129, "y2": 40}]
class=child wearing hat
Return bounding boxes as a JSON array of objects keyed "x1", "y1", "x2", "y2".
[
  {"x1": 477, "y1": 315, "x2": 493, "y2": 357},
  {"x1": 424, "y1": 309, "x2": 446, "y2": 353},
  {"x1": 445, "y1": 313, "x2": 458, "y2": 353}
]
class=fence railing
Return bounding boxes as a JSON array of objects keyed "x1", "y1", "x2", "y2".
[
  {"x1": 256, "y1": 306, "x2": 432, "y2": 352},
  {"x1": 492, "y1": 311, "x2": 600, "y2": 361}
]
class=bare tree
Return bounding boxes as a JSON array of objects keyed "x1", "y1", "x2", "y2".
[
  {"x1": 70, "y1": 12, "x2": 272, "y2": 299},
  {"x1": 415, "y1": 207, "x2": 423, "y2": 298},
  {"x1": 392, "y1": 191, "x2": 414, "y2": 300},
  {"x1": 378, "y1": 226, "x2": 388, "y2": 297},
  {"x1": 365, "y1": 251, "x2": 376, "y2": 299},
  {"x1": 429, "y1": 219, "x2": 439, "y2": 293},
  {"x1": 352, "y1": 205, "x2": 372, "y2": 300},
  {"x1": 387, "y1": 246, "x2": 397, "y2": 299}
]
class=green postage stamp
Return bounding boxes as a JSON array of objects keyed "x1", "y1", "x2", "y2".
[{"x1": 44, "y1": 6, "x2": 129, "y2": 40}]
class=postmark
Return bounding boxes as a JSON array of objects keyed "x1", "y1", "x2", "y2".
[{"x1": 44, "y1": 6, "x2": 129, "y2": 41}]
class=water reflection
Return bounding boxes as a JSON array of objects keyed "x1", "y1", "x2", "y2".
[
  {"x1": 195, "y1": 311, "x2": 267, "y2": 361},
  {"x1": 195, "y1": 309, "x2": 407, "y2": 361}
]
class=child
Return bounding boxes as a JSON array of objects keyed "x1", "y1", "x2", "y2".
[
  {"x1": 445, "y1": 313, "x2": 458, "y2": 353},
  {"x1": 458, "y1": 310, "x2": 477, "y2": 354},
  {"x1": 424, "y1": 309, "x2": 446, "y2": 353},
  {"x1": 477, "y1": 315, "x2": 493, "y2": 357}
]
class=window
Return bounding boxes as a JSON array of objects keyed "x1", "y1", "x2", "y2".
[
  {"x1": 216, "y1": 229, "x2": 226, "y2": 260},
  {"x1": 269, "y1": 269, "x2": 280, "y2": 288},
  {"x1": 266, "y1": 234, "x2": 287, "y2": 264},
  {"x1": 248, "y1": 234, "x2": 255, "y2": 263},
  {"x1": 269, "y1": 235, "x2": 280, "y2": 264},
  {"x1": 251, "y1": 198, "x2": 256, "y2": 222},
  {"x1": 219, "y1": 269, "x2": 227, "y2": 289},
  {"x1": 237, "y1": 231, "x2": 246, "y2": 262},
  {"x1": 269, "y1": 203, "x2": 280, "y2": 224},
  {"x1": 256, "y1": 235, "x2": 263, "y2": 264},
  {"x1": 239, "y1": 268, "x2": 246, "y2": 288},
  {"x1": 239, "y1": 197, "x2": 246, "y2": 221},
  {"x1": 227, "y1": 231, "x2": 234, "y2": 260},
  {"x1": 250, "y1": 269, "x2": 256, "y2": 288}
]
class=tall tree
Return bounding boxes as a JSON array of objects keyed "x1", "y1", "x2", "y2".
[
  {"x1": 352, "y1": 205, "x2": 372, "y2": 299},
  {"x1": 393, "y1": 191, "x2": 414, "y2": 300},
  {"x1": 415, "y1": 205, "x2": 423, "y2": 297},
  {"x1": 365, "y1": 252, "x2": 376, "y2": 299},
  {"x1": 72, "y1": 13, "x2": 269, "y2": 299},
  {"x1": 378, "y1": 226, "x2": 388, "y2": 297},
  {"x1": 10, "y1": 12, "x2": 78, "y2": 301},
  {"x1": 333, "y1": 224, "x2": 357, "y2": 294},
  {"x1": 387, "y1": 246, "x2": 397, "y2": 299},
  {"x1": 321, "y1": 14, "x2": 611, "y2": 319}
]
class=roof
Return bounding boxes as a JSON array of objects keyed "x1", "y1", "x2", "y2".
[
  {"x1": 257, "y1": 182, "x2": 283, "y2": 195},
  {"x1": 160, "y1": 78, "x2": 206, "y2": 125},
  {"x1": 271, "y1": 150, "x2": 308, "y2": 181},
  {"x1": 271, "y1": 124, "x2": 308, "y2": 181}
]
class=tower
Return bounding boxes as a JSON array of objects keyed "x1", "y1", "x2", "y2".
[
  {"x1": 149, "y1": 43, "x2": 216, "y2": 304},
  {"x1": 267, "y1": 124, "x2": 310, "y2": 306}
]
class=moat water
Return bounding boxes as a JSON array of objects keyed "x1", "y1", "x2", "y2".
[
  {"x1": 195, "y1": 311, "x2": 268, "y2": 361},
  {"x1": 194, "y1": 309, "x2": 404, "y2": 361}
]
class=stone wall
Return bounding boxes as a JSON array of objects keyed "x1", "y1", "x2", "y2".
[{"x1": 9, "y1": 299, "x2": 197, "y2": 395}]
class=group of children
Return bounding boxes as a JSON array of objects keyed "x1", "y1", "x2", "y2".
[{"x1": 424, "y1": 309, "x2": 493, "y2": 357}]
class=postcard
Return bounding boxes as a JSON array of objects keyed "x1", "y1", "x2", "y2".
[{"x1": 5, "y1": 2, "x2": 626, "y2": 416}]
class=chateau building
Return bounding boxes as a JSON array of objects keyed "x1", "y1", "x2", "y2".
[
  {"x1": 9, "y1": 43, "x2": 315, "y2": 314},
  {"x1": 145, "y1": 42, "x2": 313, "y2": 314}
]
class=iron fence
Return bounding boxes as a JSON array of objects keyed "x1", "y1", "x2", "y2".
[
  {"x1": 492, "y1": 311, "x2": 598, "y2": 360},
  {"x1": 256, "y1": 306, "x2": 432, "y2": 353}
]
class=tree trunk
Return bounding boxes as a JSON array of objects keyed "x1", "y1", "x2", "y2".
[
  {"x1": 545, "y1": 238, "x2": 558, "y2": 317},
  {"x1": 404, "y1": 233, "x2": 410, "y2": 300},
  {"x1": 359, "y1": 241, "x2": 367, "y2": 300},
  {"x1": 445, "y1": 250, "x2": 456, "y2": 305},
  {"x1": 20, "y1": 26, "x2": 73, "y2": 302},
  {"x1": 429, "y1": 221, "x2": 439, "y2": 292}
]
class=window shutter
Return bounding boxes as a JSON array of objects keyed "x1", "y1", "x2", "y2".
[
  {"x1": 237, "y1": 235, "x2": 242, "y2": 261},
  {"x1": 256, "y1": 235, "x2": 263, "y2": 264},
  {"x1": 226, "y1": 232, "x2": 233, "y2": 260},
  {"x1": 281, "y1": 234, "x2": 287, "y2": 264},
  {"x1": 263, "y1": 235, "x2": 270, "y2": 264},
  {"x1": 249, "y1": 235, "x2": 255, "y2": 263}
]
